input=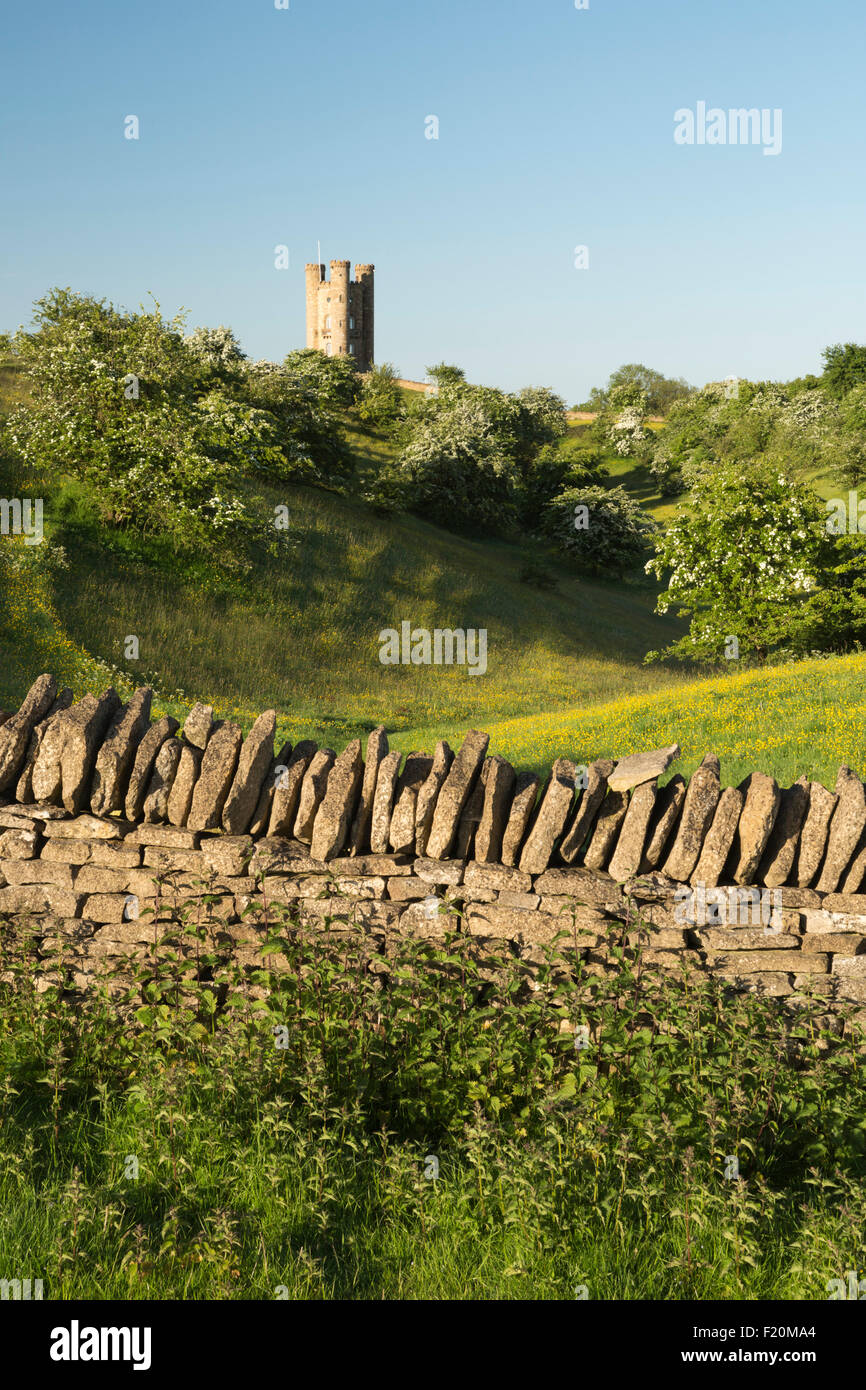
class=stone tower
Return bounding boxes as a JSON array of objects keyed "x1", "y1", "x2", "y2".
[{"x1": 305, "y1": 260, "x2": 374, "y2": 372}]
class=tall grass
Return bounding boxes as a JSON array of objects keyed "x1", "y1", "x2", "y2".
[{"x1": 0, "y1": 880, "x2": 863, "y2": 1300}]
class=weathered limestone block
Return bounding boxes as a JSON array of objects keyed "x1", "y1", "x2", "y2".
[
  {"x1": 795, "y1": 782, "x2": 838, "y2": 886},
  {"x1": 583, "y1": 789, "x2": 629, "y2": 873},
  {"x1": 41, "y1": 840, "x2": 91, "y2": 865},
  {"x1": 608, "y1": 779, "x2": 659, "y2": 882},
  {"x1": 43, "y1": 813, "x2": 125, "y2": 841},
  {"x1": 500, "y1": 771, "x2": 540, "y2": 867},
  {"x1": 187, "y1": 722, "x2": 243, "y2": 833},
  {"x1": 328, "y1": 853, "x2": 413, "y2": 877},
  {"x1": 715, "y1": 972, "x2": 793, "y2": 997},
  {"x1": 90, "y1": 687, "x2": 153, "y2": 816},
  {"x1": 0, "y1": 674, "x2": 58, "y2": 792},
  {"x1": 182, "y1": 702, "x2": 214, "y2": 750},
  {"x1": 0, "y1": 808, "x2": 39, "y2": 830},
  {"x1": 200, "y1": 835, "x2": 254, "y2": 878},
  {"x1": 293, "y1": 748, "x2": 336, "y2": 844},
  {"x1": 640, "y1": 774, "x2": 687, "y2": 871},
  {"x1": 757, "y1": 776, "x2": 810, "y2": 888},
  {"x1": 166, "y1": 744, "x2": 202, "y2": 826},
  {"x1": 80, "y1": 893, "x2": 148, "y2": 924},
  {"x1": 74, "y1": 866, "x2": 154, "y2": 896},
  {"x1": 0, "y1": 826, "x2": 40, "y2": 860},
  {"x1": 691, "y1": 927, "x2": 801, "y2": 950},
  {"x1": 89, "y1": 841, "x2": 143, "y2": 868},
  {"x1": 0, "y1": 885, "x2": 82, "y2": 916},
  {"x1": 465, "y1": 862, "x2": 533, "y2": 893},
  {"x1": 533, "y1": 868, "x2": 626, "y2": 911},
  {"x1": 839, "y1": 826, "x2": 866, "y2": 895},
  {"x1": 317, "y1": 875, "x2": 385, "y2": 901},
  {"x1": 817, "y1": 767, "x2": 866, "y2": 894},
  {"x1": 386, "y1": 877, "x2": 433, "y2": 901},
  {"x1": 248, "y1": 740, "x2": 293, "y2": 838},
  {"x1": 703, "y1": 950, "x2": 827, "y2": 974},
  {"x1": 608, "y1": 743, "x2": 680, "y2": 793},
  {"x1": 400, "y1": 899, "x2": 453, "y2": 938},
  {"x1": 831, "y1": 954, "x2": 866, "y2": 977},
  {"x1": 3, "y1": 859, "x2": 76, "y2": 887},
  {"x1": 691, "y1": 786, "x2": 744, "y2": 888},
  {"x1": 625, "y1": 927, "x2": 690, "y2": 949},
  {"x1": 832, "y1": 957, "x2": 866, "y2": 1000},
  {"x1": 61, "y1": 689, "x2": 122, "y2": 813},
  {"x1": 125, "y1": 823, "x2": 199, "y2": 850},
  {"x1": 832, "y1": 976, "x2": 866, "y2": 1003},
  {"x1": 368, "y1": 750, "x2": 402, "y2": 854},
  {"x1": 822, "y1": 893, "x2": 866, "y2": 915},
  {"x1": 412, "y1": 741, "x2": 455, "y2": 859},
  {"x1": 222, "y1": 709, "x2": 277, "y2": 835},
  {"x1": 519, "y1": 758, "x2": 578, "y2": 875},
  {"x1": 498, "y1": 891, "x2": 541, "y2": 910},
  {"x1": 388, "y1": 752, "x2": 433, "y2": 856},
  {"x1": 124, "y1": 715, "x2": 180, "y2": 822},
  {"x1": 414, "y1": 857, "x2": 464, "y2": 885},
  {"x1": 777, "y1": 886, "x2": 821, "y2": 909},
  {"x1": 346, "y1": 726, "x2": 387, "y2": 856},
  {"x1": 559, "y1": 759, "x2": 616, "y2": 864},
  {"x1": 142, "y1": 738, "x2": 183, "y2": 824},
  {"x1": 15, "y1": 689, "x2": 74, "y2": 803},
  {"x1": 467, "y1": 901, "x2": 605, "y2": 946},
  {"x1": 249, "y1": 837, "x2": 317, "y2": 876},
  {"x1": 142, "y1": 847, "x2": 202, "y2": 874},
  {"x1": 32, "y1": 696, "x2": 95, "y2": 805},
  {"x1": 474, "y1": 755, "x2": 516, "y2": 864},
  {"x1": 266, "y1": 741, "x2": 317, "y2": 839},
  {"x1": 425, "y1": 731, "x2": 489, "y2": 860},
  {"x1": 730, "y1": 772, "x2": 781, "y2": 884},
  {"x1": 663, "y1": 755, "x2": 721, "y2": 882},
  {"x1": 453, "y1": 765, "x2": 487, "y2": 860},
  {"x1": 311, "y1": 739, "x2": 364, "y2": 861},
  {"x1": 802, "y1": 933, "x2": 866, "y2": 953}
]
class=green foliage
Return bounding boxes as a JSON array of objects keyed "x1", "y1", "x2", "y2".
[
  {"x1": 836, "y1": 384, "x2": 866, "y2": 487},
  {"x1": 645, "y1": 462, "x2": 866, "y2": 664},
  {"x1": 358, "y1": 362, "x2": 404, "y2": 429},
  {"x1": 577, "y1": 363, "x2": 693, "y2": 416},
  {"x1": 425, "y1": 361, "x2": 466, "y2": 391},
  {"x1": 0, "y1": 886, "x2": 862, "y2": 1300},
  {"x1": 822, "y1": 342, "x2": 866, "y2": 398},
  {"x1": 242, "y1": 358, "x2": 352, "y2": 485},
  {"x1": 397, "y1": 381, "x2": 567, "y2": 535},
  {"x1": 647, "y1": 379, "x2": 843, "y2": 494},
  {"x1": 544, "y1": 484, "x2": 658, "y2": 577},
  {"x1": 282, "y1": 348, "x2": 361, "y2": 407},
  {"x1": 6, "y1": 289, "x2": 261, "y2": 542}
]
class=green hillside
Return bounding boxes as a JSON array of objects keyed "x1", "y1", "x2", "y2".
[
  {"x1": 0, "y1": 460, "x2": 692, "y2": 743},
  {"x1": 3, "y1": 353, "x2": 864, "y2": 790}
]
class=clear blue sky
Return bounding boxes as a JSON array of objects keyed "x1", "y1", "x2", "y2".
[{"x1": 1, "y1": 0, "x2": 864, "y2": 401}]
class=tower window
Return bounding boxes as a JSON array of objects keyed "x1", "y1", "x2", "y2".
[
  {"x1": 325, "y1": 316, "x2": 331, "y2": 329},
  {"x1": 349, "y1": 317, "x2": 355, "y2": 330},
  {"x1": 349, "y1": 344, "x2": 355, "y2": 355}
]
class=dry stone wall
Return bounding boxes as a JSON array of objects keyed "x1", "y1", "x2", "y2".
[{"x1": 1, "y1": 675, "x2": 865, "y2": 1027}]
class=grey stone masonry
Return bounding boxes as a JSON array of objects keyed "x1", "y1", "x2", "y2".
[{"x1": 1, "y1": 675, "x2": 865, "y2": 1029}]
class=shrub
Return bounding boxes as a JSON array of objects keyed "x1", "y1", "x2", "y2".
[{"x1": 544, "y1": 484, "x2": 658, "y2": 576}]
